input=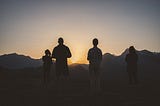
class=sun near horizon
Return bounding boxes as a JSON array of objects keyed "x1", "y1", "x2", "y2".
[{"x1": 0, "y1": 0, "x2": 160, "y2": 64}]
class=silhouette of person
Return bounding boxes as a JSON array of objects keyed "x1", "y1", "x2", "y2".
[
  {"x1": 87, "y1": 38, "x2": 102, "y2": 92},
  {"x1": 42, "y1": 49, "x2": 52, "y2": 87},
  {"x1": 125, "y1": 46, "x2": 138, "y2": 84},
  {"x1": 52, "y1": 37, "x2": 72, "y2": 80}
]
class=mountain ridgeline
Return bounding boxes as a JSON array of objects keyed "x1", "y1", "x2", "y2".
[
  {"x1": 0, "y1": 49, "x2": 160, "y2": 71},
  {"x1": 0, "y1": 53, "x2": 42, "y2": 69},
  {"x1": 99, "y1": 49, "x2": 160, "y2": 82},
  {"x1": 102, "y1": 49, "x2": 160, "y2": 71}
]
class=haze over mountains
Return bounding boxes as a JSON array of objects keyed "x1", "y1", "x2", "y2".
[{"x1": 0, "y1": 49, "x2": 159, "y2": 71}]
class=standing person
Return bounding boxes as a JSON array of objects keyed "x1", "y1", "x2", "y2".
[
  {"x1": 87, "y1": 38, "x2": 102, "y2": 93},
  {"x1": 42, "y1": 49, "x2": 52, "y2": 87},
  {"x1": 125, "y1": 46, "x2": 138, "y2": 84},
  {"x1": 52, "y1": 37, "x2": 72, "y2": 90}
]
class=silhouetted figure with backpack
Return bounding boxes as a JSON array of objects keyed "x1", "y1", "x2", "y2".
[
  {"x1": 87, "y1": 38, "x2": 102, "y2": 93},
  {"x1": 125, "y1": 46, "x2": 138, "y2": 84},
  {"x1": 42, "y1": 49, "x2": 52, "y2": 87},
  {"x1": 52, "y1": 37, "x2": 72, "y2": 92}
]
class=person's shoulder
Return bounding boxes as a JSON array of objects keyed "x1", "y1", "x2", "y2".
[
  {"x1": 93, "y1": 47, "x2": 102, "y2": 52},
  {"x1": 89, "y1": 47, "x2": 94, "y2": 52},
  {"x1": 97, "y1": 47, "x2": 102, "y2": 52},
  {"x1": 53, "y1": 45, "x2": 58, "y2": 49},
  {"x1": 62, "y1": 45, "x2": 69, "y2": 50},
  {"x1": 64, "y1": 45, "x2": 69, "y2": 48},
  {"x1": 55, "y1": 45, "x2": 68, "y2": 50}
]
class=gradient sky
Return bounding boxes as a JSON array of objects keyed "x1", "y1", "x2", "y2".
[{"x1": 0, "y1": 0, "x2": 160, "y2": 63}]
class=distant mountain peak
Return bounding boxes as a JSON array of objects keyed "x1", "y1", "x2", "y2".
[
  {"x1": 2, "y1": 53, "x2": 29, "y2": 57},
  {"x1": 9, "y1": 53, "x2": 17, "y2": 55},
  {"x1": 140, "y1": 49, "x2": 153, "y2": 54},
  {"x1": 0, "y1": 53, "x2": 42, "y2": 69},
  {"x1": 3, "y1": 53, "x2": 17, "y2": 56},
  {"x1": 103, "y1": 53, "x2": 113, "y2": 56},
  {"x1": 120, "y1": 49, "x2": 154, "y2": 57}
]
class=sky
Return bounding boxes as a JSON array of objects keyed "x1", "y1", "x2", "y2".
[{"x1": 0, "y1": 0, "x2": 160, "y2": 63}]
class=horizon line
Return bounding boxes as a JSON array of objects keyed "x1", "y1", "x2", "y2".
[{"x1": 1, "y1": 48, "x2": 160, "y2": 60}]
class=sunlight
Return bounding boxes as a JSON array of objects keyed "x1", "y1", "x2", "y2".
[{"x1": 69, "y1": 44, "x2": 88, "y2": 64}]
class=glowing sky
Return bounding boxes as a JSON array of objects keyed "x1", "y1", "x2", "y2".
[{"x1": 0, "y1": 0, "x2": 160, "y2": 63}]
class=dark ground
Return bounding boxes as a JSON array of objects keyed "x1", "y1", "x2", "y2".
[{"x1": 0, "y1": 68, "x2": 160, "y2": 106}]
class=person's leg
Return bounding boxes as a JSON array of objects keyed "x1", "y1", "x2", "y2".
[
  {"x1": 55, "y1": 70, "x2": 61, "y2": 90},
  {"x1": 46, "y1": 71, "x2": 48, "y2": 84},
  {"x1": 90, "y1": 73, "x2": 96, "y2": 92},
  {"x1": 56, "y1": 74, "x2": 65, "y2": 95},
  {"x1": 47, "y1": 69, "x2": 50, "y2": 84},
  {"x1": 96, "y1": 74, "x2": 101, "y2": 92},
  {"x1": 64, "y1": 70, "x2": 70, "y2": 90},
  {"x1": 95, "y1": 66, "x2": 101, "y2": 92},
  {"x1": 128, "y1": 72, "x2": 133, "y2": 84},
  {"x1": 64, "y1": 70, "x2": 70, "y2": 81},
  {"x1": 133, "y1": 72, "x2": 138, "y2": 84},
  {"x1": 89, "y1": 65, "x2": 95, "y2": 92},
  {"x1": 93, "y1": 74, "x2": 96, "y2": 92},
  {"x1": 55, "y1": 64, "x2": 61, "y2": 81},
  {"x1": 57, "y1": 70, "x2": 69, "y2": 95},
  {"x1": 90, "y1": 73, "x2": 94, "y2": 91},
  {"x1": 43, "y1": 70, "x2": 47, "y2": 87}
]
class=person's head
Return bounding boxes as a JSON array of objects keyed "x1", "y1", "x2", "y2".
[
  {"x1": 58, "y1": 37, "x2": 64, "y2": 45},
  {"x1": 93, "y1": 38, "x2": 98, "y2": 47},
  {"x1": 129, "y1": 46, "x2": 136, "y2": 53},
  {"x1": 45, "y1": 49, "x2": 51, "y2": 56}
]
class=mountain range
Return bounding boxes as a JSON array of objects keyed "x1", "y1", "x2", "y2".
[
  {"x1": 0, "y1": 53, "x2": 42, "y2": 69},
  {"x1": 102, "y1": 49, "x2": 160, "y2": 70},
  {"x1": 0, "y1": 49, "x2": 160, "y2": 71},
  {"x1": 69, "y1": 49, "x2": 160, "y2": 81}
]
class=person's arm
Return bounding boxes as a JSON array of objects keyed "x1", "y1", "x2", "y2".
[
  {"x1": 52, "y1": 48, "x2": 56, "y2": 58},
  {"x1": 100, "y1": 49, "x2": 103, "y2": 62},
  {"x1": 67, "y1": 47, "x2": 72, "y2": 58},
  {"x1": 87, "y1": 49, "x2": 91, "y2": 61}
]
